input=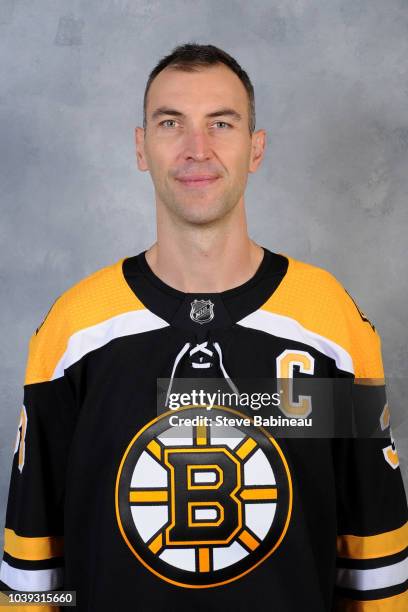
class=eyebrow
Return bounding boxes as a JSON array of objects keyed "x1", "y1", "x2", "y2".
[{"x1": 150, "y1": 106, "x2": 243, "y2": 123}]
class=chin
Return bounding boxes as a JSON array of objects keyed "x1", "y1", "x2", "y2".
[{"x1": 172, "y1": 198, "x2": 236, "y2": 226}]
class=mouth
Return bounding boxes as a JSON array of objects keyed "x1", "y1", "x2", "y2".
[{"x1": 176, "y1": 176, "x2": 220, "y2": 189}]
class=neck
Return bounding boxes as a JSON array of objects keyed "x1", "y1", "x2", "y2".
[{"x1": 145, "y1": 201, "x2": 264, "y2": 293}]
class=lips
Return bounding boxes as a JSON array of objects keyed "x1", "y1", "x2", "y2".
[
  {"x1": 176, "y1": 175, "x2": 220, "y2": 188},
  {"x1": 178, "y1": 175, "x2": 218, "y2": 181}
]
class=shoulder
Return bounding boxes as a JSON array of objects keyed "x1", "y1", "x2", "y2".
[
  {"x1": 262, "y1": 253, "x2": 383, "y2": 379},
  {"x1": 283, "y1": 254, "x2": 376, "y2": 329},
  {"x1": 26, "y1": 257, "x2": 144, "y2": 384},
  {"x1": 282, "y1": 254, "x2": 347, "y2": 296},
  {"x1": 35, "y1": 257, "x2": 137, "y2": 334}
]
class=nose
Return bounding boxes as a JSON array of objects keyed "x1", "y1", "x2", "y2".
[{"x1": 182, "y1": 127, "x2": 212, "y2": 161}]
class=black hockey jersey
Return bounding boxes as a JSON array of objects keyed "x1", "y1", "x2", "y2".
[{"x1": 1, "y1": 247, "x2": 407, "y2": 611}]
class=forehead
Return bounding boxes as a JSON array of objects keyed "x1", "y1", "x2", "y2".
[{"x1": 147, "y1": 64, "x2": 248, "y2": 116}]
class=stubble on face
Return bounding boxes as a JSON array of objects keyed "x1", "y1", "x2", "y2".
[{"x1": 157, "y1": 166, "x2": 247, "y2": 226}]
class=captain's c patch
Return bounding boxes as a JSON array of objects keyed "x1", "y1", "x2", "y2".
[{"x1": 115, "y1": 406, "x2": 292, "y2": 588}]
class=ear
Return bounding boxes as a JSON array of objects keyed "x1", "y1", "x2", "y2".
[
  {"x1": 135, "y1": 127, "x2": 149, "y2": 171},
  {"x1": 249, "y1": 129, "x2": 266, "y2": 173}
]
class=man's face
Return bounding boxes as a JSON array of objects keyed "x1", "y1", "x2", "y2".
[{"x1": 136, "y1": 63, "x2": 265, "y2": 225}]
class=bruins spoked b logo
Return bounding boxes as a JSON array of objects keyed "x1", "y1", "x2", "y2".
[{"x1": 115, "y1": 406, "x2": 292, "y2": 588}]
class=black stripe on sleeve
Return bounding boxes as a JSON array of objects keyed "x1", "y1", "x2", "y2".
[
  {"x1": 335, "y1": 579, "x2": 408, "y2": 602},
  {"x1": 2, "y1": 551, "x2": 64, "y2": 571},
  {"x1": 336, "y1": 546, "x2": 408, "y2": 570}
]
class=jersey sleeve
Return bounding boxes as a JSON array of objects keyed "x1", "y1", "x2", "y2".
[
  {"x1": 0, "y1": 297, "x2": 78, "y2": 610},
  {"x1": 333, "y1": 293, "x2": 408, "y2": 610}
]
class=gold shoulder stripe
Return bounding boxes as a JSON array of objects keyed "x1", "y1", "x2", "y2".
[
  {"x1": 265, "y1": 255, "x2": 384, "y2": 379},
  {"x1": 334, "y1": 589, "x2": 408, "y2": 611},
  {"x1": 337, "y1": 521, "x2": 408, "y2": 560},
  {"x1": 25, "y1": 258, "x2": 144, "y2": 385},
  {"x1": 4, "y1": 528, "x2": 64, "y2": 561}
]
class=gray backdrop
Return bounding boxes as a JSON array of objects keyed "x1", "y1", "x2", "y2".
[{"x1": 1, "y1": 0, "x2": 407, "y2": 552}]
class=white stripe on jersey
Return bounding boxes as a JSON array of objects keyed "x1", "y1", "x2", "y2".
[
  {"x1": 336, "y1": 556, "x2": 408, "y2": 591},
  {"x1": 237, "y1": 309, "x2": 354, "y2": 374},
  {"x1": 0, "y1": 560, "x2": 63, "y2": 591},
  {"x1": 52, "y1": 309, "x2": 169, "y2": 379}
]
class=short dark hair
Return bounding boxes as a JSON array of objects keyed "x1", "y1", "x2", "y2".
[{"x1": 143, "y1": 42, "x2": 256, "y2": 134}]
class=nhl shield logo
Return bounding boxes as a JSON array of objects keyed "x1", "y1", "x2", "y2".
[{"x1": 190, "y1": 299, "x2": 214, "y2": 324}]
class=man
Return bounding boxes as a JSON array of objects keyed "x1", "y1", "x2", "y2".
[{"x1": 0, "y1": 43, "x2": 407, "y2": 611}]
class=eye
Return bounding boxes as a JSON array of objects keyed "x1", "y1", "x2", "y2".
[
  {"x1": 159, "y1": 119, "x2": 177, "y2": 128},
  {"x1": 214, "y1": 121, "x2": 231, "y2": 129}
]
